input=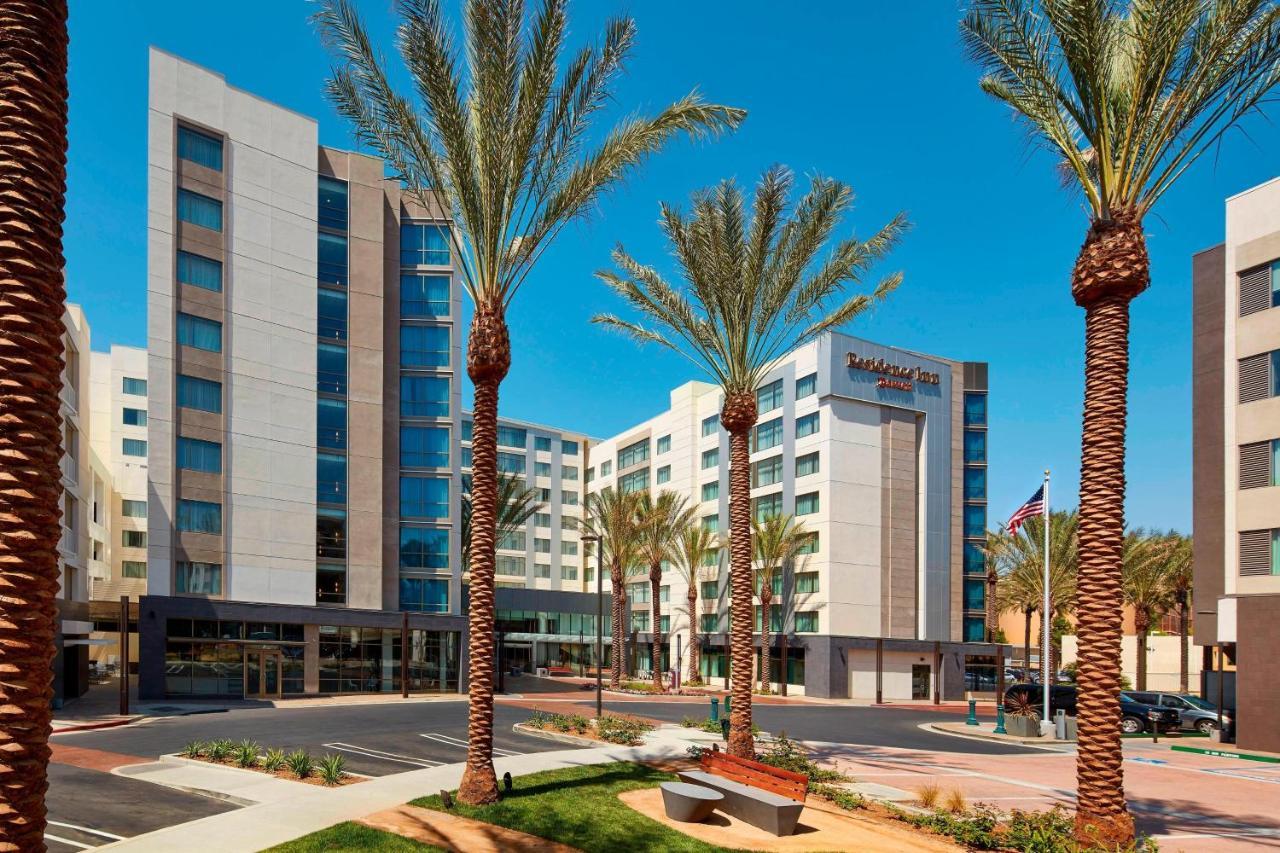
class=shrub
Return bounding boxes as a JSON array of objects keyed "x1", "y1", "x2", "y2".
[
  {"x1": 206, "y1": 739, "x2": 234, "y2": 762},
  {"x1": 906, "y1": 805, "x2": 1000, "y2": 849},
  {"x1": 317, "y1": 754, "x2": 346, "y2": 786},
  {"x1": 944, "y1": 788, "x2": 967, "y2": 814},
  {"x1": 233, "y1": 740, "x2": 260, "y2": 768},
  {"x1": 811, "y1": 783, "x2": 864, "y2": 811},
  {"x1": 552, "y1": 715, "x2": 572, "y2": 732},
  {"x1": 595, "y1": 715, "x2": 652, "y2": 745},
  {"x1": 622, "y1": 680, "x2": 662, "y2": 694},
  {"x1": 286, "y1": 749, "x2": 314, "y2": 779},
  {"x1": 756, "y1": 733, "x2": 847, "y2": 789},
  {"x1": 916, "y1": 782, "x2": 941, "y2": 809},
  {"x1": 680, "y1": 716, "x2": 698, "y2": 728},
  {"x1": 568, "y1": 714, "x2": 590, "y2": 734},
  {"x1": 527, "y1": 711, "x2": 553, "y2": 729},
  {"x1": 261, "y1": 749, "x2": 287, "y2": 772},
  {"x1": 180, "y1": 740, "x2": 206, "y2": 759}
]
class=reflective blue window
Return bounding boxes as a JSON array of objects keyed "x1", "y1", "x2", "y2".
[
  {"x1": 963, "y1": 616, "x2": 986, "y2": 642},
  {"x1": 400, "y1": 375, "x2": 449, "y2": 417},
  {"x1": 317, "y1": 232, "x2": 348, "y2": 287},
  {"x1": 177, "y1": 189, "x2": 222, "y2": 231},
  {"x1": 400, "y1": 274, "x2": 450, "y2": 318},
  {"x1": 178, "y1": 126, "x2": 223, "y2": 171},
  {"x1": 318, "y1": 344, "x2": 347, "y2": 395},
  {"x1": 123, "y1": 407, "x2": 147, "y2": 426},
  {"x1": 177, "y1": 499, "x2": 222, "y2": 534},
  {"x1": 399, "y1": 577, "x2": 449, "y2": 613},
  {"x1": 177, "y1": 313, "x2": 222, "y2": 352},
  {"x1": 497, "y1": 451, "x2": 525, "y2": 475},
  {"x1": 498, "y1": 426, "x2": 527, "y2": 448},
  {"x1": 964, "y1": 466, "x2": 987, "y2": 501},
  {"x1": 122, "y1": 377, "x2": 147, "y2": 396},
  {"x1": 964, "y1": 541, "x2": 986, "y2": 574},
  {"x1": 177, "y1": 437, "x2": 221, "y2": 473},
  {"x1": 177, "y1": 375, "x2": 221, "y2": 413},
  {"x1": 401, "y1": 426, "x2": 449, "y2": 467},
  {"x1": 317, "y1": 176, "x2": 348, "y2": 231},
  {"x1": 1273, "y1": 350, "x2": 1280, "y2": 397},
  {"x1": 177, "y1": 251, "x2": 222, "y2": 292},
  {"x1": 964, "y1": 430, "x2": 987, "y2": 463},
  {"x1": 1273, "y1": 261, "x2": 1280, "y2": 308},
  {"x1": 399, "y1": 525, "x2": 449, "y2": 570},
  {"x1": 701, "y1": 414, "x2": 719, "y2": 437},
  {"x1": 400, "y1": 222, "x2": 450, "y2": 266},
  {"x1": 400, "y1": 324, "x2": 449, "y2": 368},
  {"x1": 964, "y1": 392, "x2": 987, "y2": 426},
  {"x1": 562, "y1": 439, "x2": 579, "y2": 456},
  {"x1": 757, "y1": 379, "x2": 783, "y2": 413},
  {"x1": 400, "y1": 476, "x2": 448, "y2": 518},
  {"x1": 318, "y1": 398, "x2": 347, "y2": 450},
  {"x1": 318, "y1": 288, "x2": 347, "y2": 342},
  {"x1": 964, "y1": 577, "x2": 986, "y2": 611},
  {"x1": 317, "y1": 453, "x2": 347, "y2": 505},
  {"x1": 964, "y1": 504, "x2": 987, "y2": 538},
  {"x1": 122, "y1": 438, "x2": 147, "y2": 457}
]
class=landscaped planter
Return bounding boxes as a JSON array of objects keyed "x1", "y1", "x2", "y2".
[{"x1": 1005, "y1": 715, "x2": 1041, "y2": 738}]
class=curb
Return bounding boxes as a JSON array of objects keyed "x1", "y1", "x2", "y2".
[
  {"x1": 1171, "y1": 744, "x2": 1280, "y2": 763},
  {"x1": 512, "y1": 723, "x2": 609, "y2": 748},
  {"x1": 51, "y1": 717, "x2": 141, "y2": 734},
  {"x1": 921, "y1": 722, "x2": 1074, "y2": 750}
]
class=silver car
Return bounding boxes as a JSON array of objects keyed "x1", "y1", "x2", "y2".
[{"x1": 1122, "y1": 691, "x2": 1230, "y2": 734}]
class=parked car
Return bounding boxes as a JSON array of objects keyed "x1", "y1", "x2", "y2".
[
  {"x1": 1003, "y1": 685, "x2": 1181, "y2": 734},
  {"x1": 1002, "y1": 684, "x2": 1078, "y2": 716},
  {"x1": 1118, "y1": 694, "x2": 1181, "y2": 734},
  {"x1": 1123, "y1": 691, "x2": 1229, "y2": 734}
]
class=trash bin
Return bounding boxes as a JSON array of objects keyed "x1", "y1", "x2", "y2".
[{"x1": 710, "y1": 697, "x2": 719, "y2": 722}]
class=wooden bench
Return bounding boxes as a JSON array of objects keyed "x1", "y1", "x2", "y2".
[
  {"x1": 546, "y1": 667, "x2": 574, "y2": 677},
  {"x1": 676, "y1": 747, "x2": 807, "y2": 835}
]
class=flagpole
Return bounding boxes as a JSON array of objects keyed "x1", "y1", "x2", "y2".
[{"x1": 1041, "y1": 469, "x2": 1051, "y2": 728}]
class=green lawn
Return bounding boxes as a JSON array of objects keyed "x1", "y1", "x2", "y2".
[
  {"x1": 265, "y1": 821, "x2": 444, "y2": 852},
  {"x1": 413, "y1": 762, "x2": 744, "y2": 853}
]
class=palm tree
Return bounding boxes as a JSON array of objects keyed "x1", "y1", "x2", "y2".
[
  {"x1": 751, "y1": 514, "x2": 809, "y2": 694},
  {"x1": 582, "y1": 487, "x2": 642, "y2": 689},
  {"x1": 633, "y1": 491, "x2": 694, "y2": 689},
  {"x1": 962, "y1": 2, "x2": 1280, "y2": 842},
  {"x1": 1122, "y1": 530, "x2": 1175, "y2": 691},
  {"x1": 316, "y1": 0, "x2": 744, "y2": 804},
  {"x1": 460, "y1": 473, "x2": 543, "y2": 569},
  {"x1": 0, "y1": 1, "x2": 69, "y2": 845},
  {"x1": 672, "y1": 524, "x2": 718, "y2": 684},
  {"x1": 992, "y1": 511, "x2": 1079, "y2": 679},
  {"x1": 1161, "y1": 533, "x2": 1193, "y2": 693},
  {"x1": 594, "y1": 166, "x2": 904, "y2": 756}
]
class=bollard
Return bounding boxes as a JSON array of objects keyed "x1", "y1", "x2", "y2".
[
  {"x1": 710, "y1": 697, "x2": 719, "y2": 723},
  {"x1": 1055, "y1": 709, "x2": 1066, "y2": 740},
  {"x1": 720, "y1": 718, "x2": 730, "y2": 741},
  {"x1": 966, "y1": 699, "x2": 978, "y2": 726},
  {"x1": 994, "y1": 703, "x2": 1007, "y2": 735}
]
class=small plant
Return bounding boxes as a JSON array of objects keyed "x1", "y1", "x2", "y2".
[
  {"x1": 206, "y1": 739, "x2": 234, "y2": 762},
  {"x1": 680, "y1": 715, "x2": 698, "y2": 728},
  {"x1": 595, "y1": 715, "x2": 652, "y2": 745},
  {"x1": 286, "y1": 749, "x2": 314, "y2": 779},
  {"x1": 568, "y1": 714, "x2": 590, "y2": 734},
  {"x1": 180, "y1": 740, "x2": 206, "y2": 759},
  {"x1": 811, "y1": 783, "x2": 864, "y2": 811},
  {"x1": 756, "y1": 733, "x2": 847, "y2": 789},
  {"x1": 943, "y1": 787, "x2": 967, "y2": 814},
  {"x1": 916, "y1": 782, "x2": 941, "y2": 809},
  {"x1": 261, "y1": 748, "x2": 287, "y2": 772},
  {"x1": 317, "y1": 754, "x2": 346, "y2": 786},
  {"x1": 1006, "y1": 691, "x2": 1041, "y2": 720},
  {"x1": 552, "y1": 715, "x2": 572, "y2": 732},
  {"x1": 686, "y1": 745, "x2": 707, "y2": 759},
  {"x1": 233, "y1": 740, "x2": 260, "y2": 768}
]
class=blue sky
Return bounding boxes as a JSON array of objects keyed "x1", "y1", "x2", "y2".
[{"x1": 64, "y1": 1, "x2": 1280, "y2": 533}]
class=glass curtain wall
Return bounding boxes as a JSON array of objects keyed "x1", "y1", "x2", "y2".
[{"x1": 316, "y1": 176, "x2": 350, "y2": 605}]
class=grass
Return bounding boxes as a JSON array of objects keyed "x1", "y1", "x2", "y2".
[
  {"x1": 915, "y1": 782, "x2": 941, "y2": 809},
  {"x1": 265, "y1": 821, "x2": 442, "y2": 852},
  {"x1": 413, "y1": 762, "x2": 740, "y2": 853}
]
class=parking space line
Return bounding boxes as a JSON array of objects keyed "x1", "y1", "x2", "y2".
[
  {"x1": 43, "y1": 834, "x2": 91, "y2": 850},
  {"x1": 420, "y1": 733, "x2": 523, "y2": 757},
  {"x1": 323, "y1": 743, "x2": 443, "y2": 768},
  {"x1": 47, "y1": 821, "x2": 125, "y2": 841}
]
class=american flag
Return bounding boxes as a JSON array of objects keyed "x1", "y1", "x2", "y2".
[{"x1": 1006, "y1": 485, "x2": 1046, "y2": 534}]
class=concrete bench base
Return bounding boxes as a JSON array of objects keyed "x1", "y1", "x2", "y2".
[
  {"x1": 677, "y1": 770, "x2": 804, "y2": 836},
  {"x1": 660, "y1": 781, "x2": 723, "y2": 823}
]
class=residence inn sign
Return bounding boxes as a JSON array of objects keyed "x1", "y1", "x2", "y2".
[{"x1": 846, "y1": 352, "x2": 941, "y2": 391}]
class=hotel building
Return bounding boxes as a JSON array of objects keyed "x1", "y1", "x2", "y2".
[
  {"x1": 1193, "y1": 176, "x2": 1280, "y2": 752},
  {"x1": 587, "y1": 332, "x2": 993, "y2": 700}
]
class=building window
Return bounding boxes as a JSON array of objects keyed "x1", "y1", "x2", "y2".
[
  {"x1": 796, "y1": 373, "x2": 817, "y2": 398},
  {"x1": 562, "y1": 465, "x2": 578, "y2": 481},
  {"x1": 795, "y1": 451, "x2": 819, "y2": 477},
  {"x1": 461, "y1": 448, "x2": 473, "y2": 468},
  {"x1": 1238, "y1": 528, "x2": 1280, "y2": 577},
  {"x1": 795, "y1": 491, "x2": 819, "y2": 516},
  {"x1": 400, "y1": 476, "x2": 449, "y2": 518},
  {"x1": 177, "y1": 313, "x2": 222, "y2": 352},
  {"x1": 617, "y1": 438, "x2": 650, "y2": 469},
  {"x1": 963, "y1": 616, "x2": 986, "y2": 642},
  {"x1": 122, "y1": 530, "x2": 146, "y2": 548},
  {"x1": 318, "y1": 343, "x2": 347, "y2": 395},
  {"x1": 399, "y1": 525, "x2": 448, "y2": 569},
  {"x1": 700, "y1": 613, "x2": 718, "y2": 633},
  {"x1": 497, "y1": 555, "x2": 526, "y2": 576},
  {"x1": 796, "y1": 412, "x2": 819, "y2": 438},
  {"x1": 660, "y1": 615, "x2": 670, "y2": 633},
  {"x1": 753, "y1": 492, "x2": 782, "y2": 521},
  {"x1": 964, "y1": 541, "x2": 986, "y2": 573},
  {"x1": 964, "y1": 392, "x2": 987, "y2": 426},
  {"x1": 318, "y1": 288, "x2": 348, "y2": 342},
  {"x1": 964, "y1": 466, "x2": 987, "y2": 500},
  {"x1": 964, "y1": 577, "x2": 986, "y2": 610},
  {"x1": 317, "y1": 563, "x2": 347, "y2": 605},
  {"x1": 497, "y1": 451, "x2": 525, "y2": 475},
  {"x1": 400, "y1": 324, "x2": 449, "y2": 368},
  {"x1": 401, "y1": 426, "x2": 449, "y2": 468},
  {"x1": 797, "y1": 532, "x2": 818, "y2": 554},
  {"x1": 122, "y1": 560, "x2": 147, "y2": 579},
  {"x1": 122, "y1": 438, "x2": 147, "y2": 457},
  {"x1": 534, "y1": 461, "x2": 551, "y2": 477},
  {"x1": 751, "y1": 455, "x2": 782, "y2": 488},
  {"x1": 177, "y1": 499, "x2": 221, "y2": 534},
  {"x1": 122, "y1": 377, "x2": 147, "y2": 396},
  {"x1": 533, "y1": 564, "x2": 551, "y2": 579},
  {"x1": 753, "y1": 417, "x2": 783, "y2": 452},
  {"x1": 656, "y1": 465, "x2": 671, "y2": 484},
  {"x1": 757, "y1": 379, "x2": 783, "y2": 413},
  {"x1": 497, "y1": 425, "x2": 527, "y2": 448},
  {"x1": 964, "y1": 430, "x2": 987, "y2": 463},
  {"x1": 317, "y1": 508, "x2": 347, "y2": 560},
  {"x1": 1237, "y1": 350, "x2": 1280, "y2": 403},
  {"x1": 177, "y1": 437, "x2": 221, "y2": 473},
  {"x1": 964, "y1": 504, "x2": 986, "y2": 538},
  {"x1": 701, "y1": 580, "x2": 718, "y2": 599},
  {"x1": 177, "y1": 375, "x2": 220, "y2": 413},
  {"x1": 177, "y1": 126, "x2": 223, "y2": 170},
  {"x1": 754, "y1": 605, "x2": 782, "y2": 632},
  {"x1": 600, "y1": 460, "x2": 612, "y2": 477},
  {"x1": 562, "y1": 440, "x2": 579, "y2": 456},
  {"x1": 701, "y1": 414, "x2": 719, "y2": 437},
  {"x1": 618, "y1": 468, "x2": 649, "y2": 494},
  {"x1": 176, "y1": 250, "x2": 222, "y2": 292},
  {"x1": 702, "y1": 514, "x2": 719, "y2": 533},
  {"x1": 628, "y1": 582, "x2": 650, "y2": 604},
  {"x1": 399, "y1": 577, "x2": 448, "y2": 612},
  {"x1": 462, "y1": 421, "x2": 472, "y2": 441},
  {"x1": 176, "y1": 561, "x2": 222, "y2": 595},
  {"x1": 177, "y1": 189, "x2": 222, "y2": 231},
  {"x1": 795, "y1": 571, "x2": 819, "y2": 593},
  {"x1": 701, "y1": 448, "x2": 719, "y2": 470},
  {"x1": 561, "y1": 541, "x2": 578, "y2": 556},
  {"x1": 561, "y1": 490, "x2": 578, "y2": 506},
  {"x1": 317, "y1": 453, "x2": 347, "y2": 504},
  {"x1": 561, "y1": 564, "x2": 578, "y2": 581},
  {"x1": 496, "y1": 531, "x2": 525, "y2": 552},
  {"x1": 122, "y1": 499, "x2": 147, "y2": 518},
  {"x1": 700, "y1": 481, "x2": 720, "y2": 503},
  {"x1": 794, "y1": 612, "x2": 818, "y2": 633},
  {"x1": 536, "y1": 487, "x2": 552, "y2": 502},
  {"x1": 123, "y1": 407, "x2": 147, "y2": 426},
  {"x1": 630, "y1": 611, "x2": 650, "y2": 632},
  {"x1": 656, "y1": 434, "x2": 671, "y2": 454},
  {"x1": 534, "y1": 436, "x2": 552, "y2": 452},
  {"x1": 400, "y1": 375, "x2": 449, "y2": 417},
  {"x1": 317, "y1": 175, "x2": 348, "y2": 230},
  {"x1": 318, "y1": 398, "x2": 347, "y2": 450},
  {"x1": 531, "y1": 536, "x2": 549, "y2": 553},
  {"x1": 318, "y1": 232, "x2": 348, "y2": 287},
  {"x1": 400, "y1": 222, "x2": 451, "y2": 266},
  {"x1": 399, "y1": 273, "x2": 451, "y2": 319}
]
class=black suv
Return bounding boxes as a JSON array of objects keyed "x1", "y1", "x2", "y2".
[{"x1": 1002, "y1": 685, "x2": 1180, "y2": 733}]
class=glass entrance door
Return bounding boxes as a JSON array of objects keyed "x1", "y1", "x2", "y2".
[
  {"x1": 245, "y1": 649, "x2": 282, "y2": 698},
  {"x1": 911, "y1": 664, "x2": 931, "y2": 700}
]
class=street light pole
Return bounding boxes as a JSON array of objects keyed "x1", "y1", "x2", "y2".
[{"x1": 583, "y1": 533, "x2": 602, "y2": 719}]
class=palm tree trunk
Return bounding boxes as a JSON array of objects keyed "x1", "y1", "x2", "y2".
[
  {"x1": 650, "y1": 566, "x2": 662, "y2": 689},
  {"x1": 0, "y1": 3, "x2": 69, "y2": 845},
  {"x1": 758, "y1": 587, "x2": 772, "y2": 695},
  {"x1": 722, "y1": 392, "x2": 758, "y2": 758},
  {"x1": 458, "y1": 307, "x2": 511, "y2": 806},
  {"x1": 986, "y1": 571, "x2": 998, "y2": 643},
  {"x1": 1136, "y1": 622, "x2": 1149, "y2": 692},
  {"x1": 610, "y1": 565, "x2": 624, "y2": 689},
  {"x1": 1071, "y1": 213, "x2": 1147, "y2": 847},
  {"x1": 1178, "y1": 591, "x2": 1189, "y2": 695},
  {"x1": 687, "y1": 589, "x2": 700, "y2": 683},
  {"x1": 1023, "y1": 607, "x2": 1033, "y2": 678}
]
